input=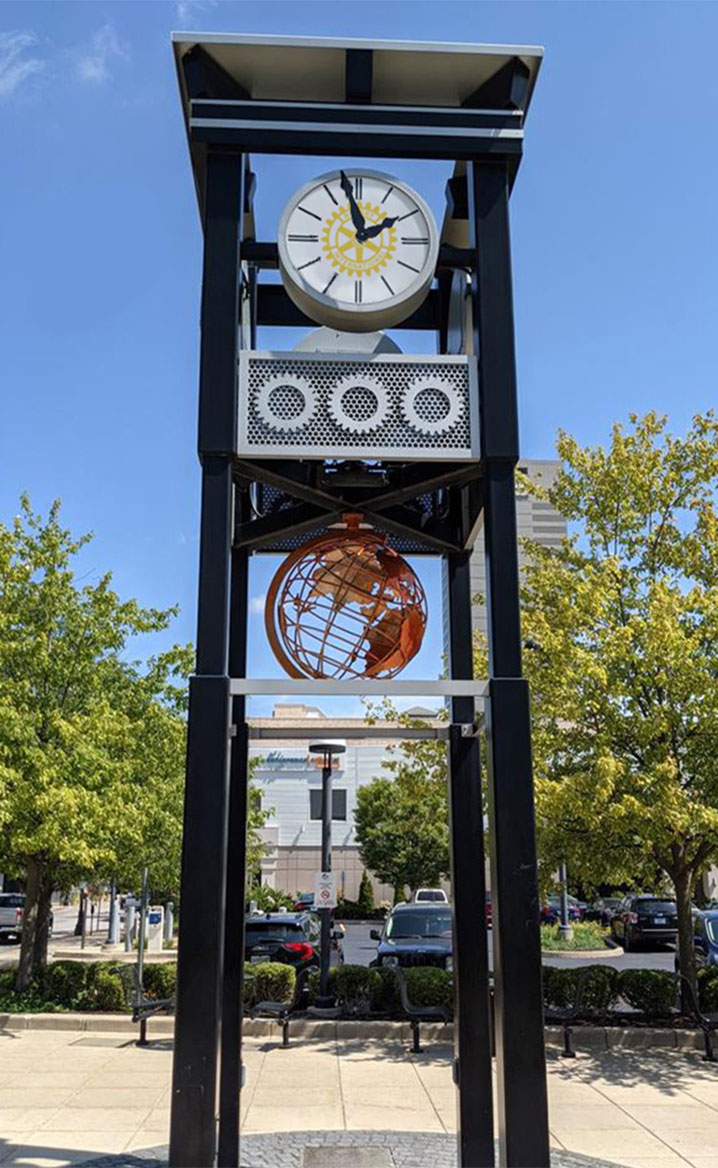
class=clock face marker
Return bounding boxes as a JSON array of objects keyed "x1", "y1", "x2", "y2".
[
  {"x1": 398, "y1": 208, "x2": 419, "y2": 222},
  {"x1": 299, "y1": 205, "x2": 322, "y2": 221},
  {"x1": 297, "y1": 256, "x2": 321, "y2": 271},
  {"x1": 355, "y1": 176, "x2": 363, "y2": 198},
  {"x1": 381, "y1": 275, "x2": 395, "y2": 296},
  {"x1": 322, "y1": 273, "x2": 338, "y2": 295},
  {"x1": 397, "y1": 259, "x2": 420, "y2": 273},
  {"x1": 289, "y1": 234, "x2": 319, "y2": 242},
  {"x1": 401, "y1": 237, "x2": 429, "y2": 245},
  {"x1": 354, "y1": 281, "x2": 362, "y2": 304},
  {"x1": 323, "y1": 183, "x2": 338, "y2": 205},
  {"x1": 381, "y1": 185, "x2": 394, "y2": 203}
]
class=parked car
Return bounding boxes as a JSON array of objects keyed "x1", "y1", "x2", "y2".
[
  {"x1": 586, "y1": 896, "x2": 623, "y2": 926},
  {"x1": 677, "y1": 910, "x2": 718, "y2": 971},
  {"x1": 610, "y1": 895, "x2": 678, "y2": 950},
  {"x1": 0, "y1": 893, "x2": 53, "y2": 944},
  {"x1": 540, "y1": 896, "x2": 582, "y2": 925},
  {"x1": 293, "y1": 892, "x2": 315, "y2": 912},
  {"x1": 413, "y1": 889, "x2": 449, "y2": 904},
  {"x1": 485, "y1": 891, "x2": 492, "y2": 929},
  {"x1": 369, "y1": 903, "x2": 453, "y2": 970},
  {"x1": 244, "y1": 912, "x2": 321, "y2": 970}
]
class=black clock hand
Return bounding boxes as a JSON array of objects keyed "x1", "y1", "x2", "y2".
[
  {"x1": 339, "y1": 170, "x2": 366, "y2": 234},
  {"x1": 359, "y1": 216, "x2": 398, "y2": 241}
]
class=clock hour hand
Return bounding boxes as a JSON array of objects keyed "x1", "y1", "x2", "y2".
[
  {"x1": 339, "y1": 170, "x2": 366, "y2": 234},
  {"x1": 359, "y1": 216, "x2": 398, "y2": 241}
]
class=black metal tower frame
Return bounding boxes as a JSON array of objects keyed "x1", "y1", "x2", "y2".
[{"x1": 169, "y1": 42, "x2": 548, "y2": 1168}]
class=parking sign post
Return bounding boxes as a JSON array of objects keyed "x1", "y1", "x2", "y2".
[{"x1": 309, "y1": 741, "x2": 345, "y2": 1006}]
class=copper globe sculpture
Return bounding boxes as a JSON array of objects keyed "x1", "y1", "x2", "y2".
[{"x1": 265, "y1": 514, "x2": 427, "y2": 680}]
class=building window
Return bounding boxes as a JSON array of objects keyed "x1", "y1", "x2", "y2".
[{"x1": 309, "y1": 789, "x2": 347, "y2": 821}]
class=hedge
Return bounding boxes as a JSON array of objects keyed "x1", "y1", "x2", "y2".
[
  {"x1": 251, "y1": 962, "x2": 295, "y2": 1005},
  {"x1": 698, "y1": 968, "x2": 718, "y2": 1012},
  {"x1": 142, "y1": 963, "x2": 177, "y2": 1001},
  {"x1": 619, "y1": 970, "x2": 676, "y2": 1018},
  {"x1": 542, "y1": 965, "x2": 619, "y2": 1014}
]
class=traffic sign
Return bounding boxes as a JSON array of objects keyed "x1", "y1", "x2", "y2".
[{"x1": 314, "y1": 871, "x2": 336, "y2": 910}]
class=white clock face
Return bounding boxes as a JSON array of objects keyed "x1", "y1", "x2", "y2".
[{"x1": 277, "y1": 169, "x2": 439, "y2": 332}]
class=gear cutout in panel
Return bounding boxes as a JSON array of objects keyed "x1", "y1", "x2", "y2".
[
  {"x1": 258, "y1": 375, "x2": 316, "y2": 432},
  {"x1": 402, "y1": 375, "x2": 463, "y2": 435},
  {"x1": 329, "y1": 374, "x2": 389, "y2": 434}
]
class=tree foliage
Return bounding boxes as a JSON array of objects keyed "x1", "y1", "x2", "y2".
[
  {"x1": 354, "y1": 707, "x2": 449, "y2": 900},
  {"x1": 0, "y1": 497, "x2": 191, "y2": 985},
  {"x1": 521, "y1": 412, "x2": 718, "y2": 991}
]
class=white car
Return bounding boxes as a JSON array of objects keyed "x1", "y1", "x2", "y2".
[{"x1": 413, "y1": 888, "x2": 449, "y2": 904}]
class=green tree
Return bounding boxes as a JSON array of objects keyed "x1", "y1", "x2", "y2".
[
  {"x1": 520, "y1": 413, "x2": 718, "y2": 993},
  {"x1": 354, "y1": 711, "x2": 449, "y2": 900},
  {"x1": 357, "y1": 869, "x2": 375, "y2": 916},
  {"x1": 0, "y1": 497, "x2": 191, "y2": 987}
]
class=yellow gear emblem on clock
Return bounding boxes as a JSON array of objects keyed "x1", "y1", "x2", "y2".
[{"x1": 321, "y1": 203, "x2": 398, "y2": 276}]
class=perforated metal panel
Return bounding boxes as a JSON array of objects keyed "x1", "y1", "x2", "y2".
[{"x1": 238, "y1": 351, "x2": 479, "y2": 461}]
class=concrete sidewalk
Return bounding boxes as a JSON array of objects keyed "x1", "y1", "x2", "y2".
[{"x1": 1, "y1": 1029, "x2": 717, "y2": 1167}]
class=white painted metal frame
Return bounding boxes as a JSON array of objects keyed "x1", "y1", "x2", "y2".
[{"x1": 230, "y1": 678, "x2": 487, "y2": 696}]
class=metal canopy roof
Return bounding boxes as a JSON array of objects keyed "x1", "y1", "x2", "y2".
[{"x1": 171, "y1": 30, "x2": 544, "y2": 124}]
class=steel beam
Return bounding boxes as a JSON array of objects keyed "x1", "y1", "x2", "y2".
[
  {"x1": 446, "y1": 557, "x2": 494, "y2": 1168},
  {"x1": 217, "y1": 543, "x2": 250, "y2": 1168},
  {"x1": 170, "y1": 150, "x2": 244, "y2": 1168},
  {"x1": 469, "y1": 158, "x2": 549, "y2": 1167}
]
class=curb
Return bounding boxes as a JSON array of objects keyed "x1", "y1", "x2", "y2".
[
  {"x1": 543, "y1": 947, "x2": 623, "y2": 959},
  {"x1": 0, "y1": 1013, "x2": 704, "y2": 1051}
]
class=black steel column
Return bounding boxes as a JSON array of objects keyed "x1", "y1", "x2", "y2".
[
  {"x1": 469, "y1": 160, "x2": 549, "y2": 1167},
  {"x1": 218, "y1": 536, "x2": 250, "y2": 1168},
  {"x1": 446, "y1": 552, "x2": 495, "y2": 1168},
  {"x1": 170, "y1": 150, "x2": 244, "y2": 1168}
]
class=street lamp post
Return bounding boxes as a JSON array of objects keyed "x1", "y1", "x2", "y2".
[{"x1": 308, "y1": 740, "x2": 346, "y2": 1007}]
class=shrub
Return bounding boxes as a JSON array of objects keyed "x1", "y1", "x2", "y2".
[
  {"x1": 143, "y1": 963, "x2": 177, "y2": 1001},
  {"x1": 371, "y1": 966, "x2": 400, "y2": 1014},
  {"x1": 541, "y1": 922, "x2": 608, "y2": 952},
  {"x1": 243, "y1": 964, "x2": 257, "y2": 1009},
  {"x1": 332, "y1": 964, "x2": 382, "y2": 1015},
  {"x1": 252, "y1": 962, "x2": 295, "y2": 1004},
  {"x1": 42, "y1": 961, "x2": 88, "y2": 1008},
  {"x1": 543, "y1": 965, "x2": 618, "y2": 1014},
  {"x1": 247, "y1": 885, "x2": 295, "y2": 913},
  {"x1": 404, "y1": 967, "x2": 453, "y2": 1012},
  {"x1": 698, "y1": 968, "x2": 718, "y2": 1012},
  {"x1": 357, "y1": 871, "x2": 375, "y2": 917},
  {"x1": 618, "y1": 969, "x2": 677, "y2": 1017},
  {"x1": 305, "y1": 967, "x2": 321, "y2": 1005},
  {"x1": 335, "y1": 897, "x2": 385, "y2": 921},
  {"x1": 86, "y1": 966, "x2": 126, "y2": 1012}
]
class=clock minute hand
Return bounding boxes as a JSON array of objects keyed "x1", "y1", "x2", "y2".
[
  {"x1": 360, "y1": 216, "x2": 398, "y2": 241},
  {"x1": 339, "y1": 170, "x2": 366, "y2": 234}
]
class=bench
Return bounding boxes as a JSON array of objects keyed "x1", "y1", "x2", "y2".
[
  {"x1": 544, "y1": 968, "x2": 589, "y2": 1059},
  {"x1": 394, "y1": 967, "x2": 451, "y2": 1054},
  {"x1": 250, "y1": 967, "x2": 309, "y2": 1048},
  {"x1": 110, "y1": 965, "x2": 174, "y2": 1047}
]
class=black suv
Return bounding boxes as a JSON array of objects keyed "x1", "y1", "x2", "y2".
[
  {"x1": 370, "y1": 903, "x2": 453, "y2": 970},
  {"x1": 610, "y1": 895, "x2": 678, "y2": 950},
  {"x1": 244, "y1": 912, "x2": 321, "y2": 970}
]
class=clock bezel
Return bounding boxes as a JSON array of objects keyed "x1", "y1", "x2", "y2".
[{"x1": 277, "y1": 167, "x2": 439, "y2": 333}]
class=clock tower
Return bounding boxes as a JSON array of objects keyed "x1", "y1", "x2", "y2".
[{"x1": 169, "y1": 32, "x2": 548, "y2": 1168}]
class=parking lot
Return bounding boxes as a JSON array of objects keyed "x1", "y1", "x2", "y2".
[{"x1": 340, "y1": 921, "x2": 677, "y2": 973}]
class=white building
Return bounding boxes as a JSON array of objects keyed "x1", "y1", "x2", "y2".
[{"x1": 252, "y1": 459, "x2": 567, "y2": 901}]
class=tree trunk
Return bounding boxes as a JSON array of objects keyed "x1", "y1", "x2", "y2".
[
  {"x1": 16, "y1": 857, "x2": 44, "y2": 990},
  {"x1": 32, "y1": 870, "x2": 54, "y2": 970},
  {"x1": 673, "y1": 866, "x2": 696, "y2": 1012}
]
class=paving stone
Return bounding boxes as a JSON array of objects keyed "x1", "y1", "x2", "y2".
[{"x1": 301, "y1": 1149, "x2": 392, "y2": 1167}]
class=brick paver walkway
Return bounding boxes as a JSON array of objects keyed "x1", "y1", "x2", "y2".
[{"x1": 1, "y1": 1030, "x2": 717, "y2": 1167}]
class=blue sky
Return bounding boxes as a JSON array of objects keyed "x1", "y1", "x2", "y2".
[{"x1": 1, "y1": 1, "x2": 717, "y2": 715}]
